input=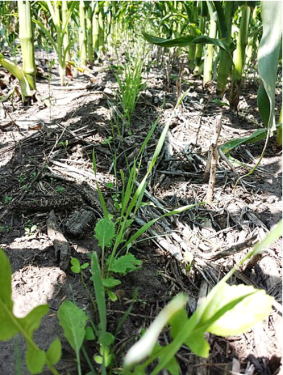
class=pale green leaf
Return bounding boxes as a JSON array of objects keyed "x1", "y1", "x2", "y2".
[
  {"x1": 124, "y1": 294, "x2": 187, "y2": 368},
  {"x1": 21, "y1": 305, "x2": 49, "y2": 336},
  {"x1": 46, "y1": 338, "x2": 61, "y2": 366},
  {"x1": 58, "y1": 301, "x2": 88, "y2": 355},
  {"x1": 107, "y1": 290, "x2": 117, "y2": 302},
  {"x1": 85, "y1": 326, "x2": 95, "y2": 341},
  {"x1": 102, "y1": 278, "x2": 121, "y2": 288},
  {"x1": 0, "y1": 249, "x2": 17, "y2": 340},
  {"x1": 26, "y1": 344, "x2": 46, "y2": 374},
  {"x1": 207, "y1": 285, "x2": 273, "y2": 336},
  {"x1": 70, "y1": 257, "x2": 81, "y2": 273},
  {"x1": 258, "y1": 1, "x2": 282, "y2": 129},
  {"x1": 94, "y1": 218, "x2": 115, "y2": 248}
]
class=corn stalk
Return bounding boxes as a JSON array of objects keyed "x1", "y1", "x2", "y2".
[
  {"x1": 216, "y1": 1, "x2": 234, "y2": 96},
  {"x1": 203, "y1": 1, "x2": 217, "y2": 86},
  {"x1": 92, "y1": 1, "x2": 105, "y2": 58},
  {"x1": 257, "y1": 1, "x2": 282, "y2": 135},
  {"x1": 18, "y1": 0, "x2": 36, "y2": 94},
  {"x1": 79, "y1": 0, "x2": 87, "y2": 67},
  {"x1": 229, "y1": 3, "x2": 251, "y2": 109}
]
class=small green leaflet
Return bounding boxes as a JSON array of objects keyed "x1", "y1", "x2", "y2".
[
  {"x1": 102, "y1": 278, "x2": 121, "y2": 288},
  {"x1": 0, "y1": 249, "x2": 51, "y2": 374},
  {"x1": 94, "y1": 218, "x2": 116, "y2": 248},
  {"x1": 108, "y1": 253, "x2": 142, "y2": 275}
]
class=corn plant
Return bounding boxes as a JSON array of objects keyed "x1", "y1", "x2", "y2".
[
  {"x1": 143, "y1": 2, "x2": 258, "y2": 105},
  {"x1": 33, "y1": 1, "x2": 76, "y2": 86},
  {"x1": 229, "y1": 2, "x2": 251, "y2": 109},
  {"x1": 123, "y1": 220, "x2": 282, "y2": 374},
  {"x1": 18, "y1": 1, "x2": 36, "y2": 94},
  {"x1": 257, "y1": 1, "x2": 282, "y2": 133},
  {"x1": 0, "y1": 1, "x2": 36, "y2": 104}
]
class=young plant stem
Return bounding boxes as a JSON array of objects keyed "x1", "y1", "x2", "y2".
[
  {"x1": 18, "y1": 0, "x2": 36, "y2": 92},
  {"x1": 62, "y1": 1, "x2": 71, "y2": 64},
  {"x1": 80, "y1": 272, "x2": 97, "y2": 317},
  {"x1": 87, "y1": 6, "x2": 94, "y2": 63},
  {"x1": 229, "y1": 4, "x2": 251, "y2": 109},
  {"x1": 216, "y1": 1, "x2": 234, "y2": 96},
  {"x1": 194, "y1": 14, "x2": 204, "y2": 76},
  {"x1": 203, "y1": 3, "x2": 217, "y2": 85}
]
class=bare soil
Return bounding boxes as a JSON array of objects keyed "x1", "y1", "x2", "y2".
[{"x1": 0, "y1": 55, "x2": 282, "y2": 375}]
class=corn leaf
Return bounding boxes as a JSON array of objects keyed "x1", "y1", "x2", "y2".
[
  {"x1": 143, "y1": 32, "x2": 233, "y2": 61},
  {"x1": 257, "y1": 1, "x2": 282, "y2": 130}
]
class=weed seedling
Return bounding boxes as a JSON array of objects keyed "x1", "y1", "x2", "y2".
[
  {"x1": 4, "y1": 195, "x2": 12, "y2": 204},
  {"x1": 55, "y1": 186, "x2": 65, "y2": 194}
]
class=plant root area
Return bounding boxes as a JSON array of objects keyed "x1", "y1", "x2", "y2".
[{"x1": 0, "y1": 58, "x2": 282, "y2": 375}]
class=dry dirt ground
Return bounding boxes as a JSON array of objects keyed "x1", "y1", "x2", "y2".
[{"x1": 0, "y1": 55, "x2": 282, "y2": 375}]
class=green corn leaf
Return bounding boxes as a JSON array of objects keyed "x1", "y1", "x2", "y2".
[
  {"x1": 220, "y1": 128, "x2": 269, "y2": 154},
  {"x1": 58, "y1": 301, "x2": 88, "y2": 356},
  {"x1": 214, "y1": 1, "x2": 227, "y2": 37},
  {"x1": 124, "y1": 294, "x2": 187, "y2": 368},
  {"x1": 207, "y1": 285, "x2": 273, "y2": 336},
  {"x1": 143, "y1": 32, "x2": 233, "y2": 61},
  {"x1": 124, "y1": 222, "x2": 281, "y2": 373},
  {"x1": 257, "y1": 1, "x2": 282, "y2": 130},
  {"x1": 46, "y1": 338, "x2": 62, "y2": 366},
  {"x1": 94, "y1": 218, "x2": 116, "y2": 248},
  {"x1": 108, "y1": 254, "x2": 142, "y2": 275},
  {"x1": 251, "y1": 219, "x2": 282, "y2": 258},
  {"x1": 0, "y1": 54, "x2": 33, "y2": 101}
]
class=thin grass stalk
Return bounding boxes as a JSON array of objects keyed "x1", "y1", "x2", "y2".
[
  {"x1": 17, "y1": 0, "x2": 36, "y2": 92},
  {"x1": 229, "y1": 4, "x2": 251, "y2": 109}
]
